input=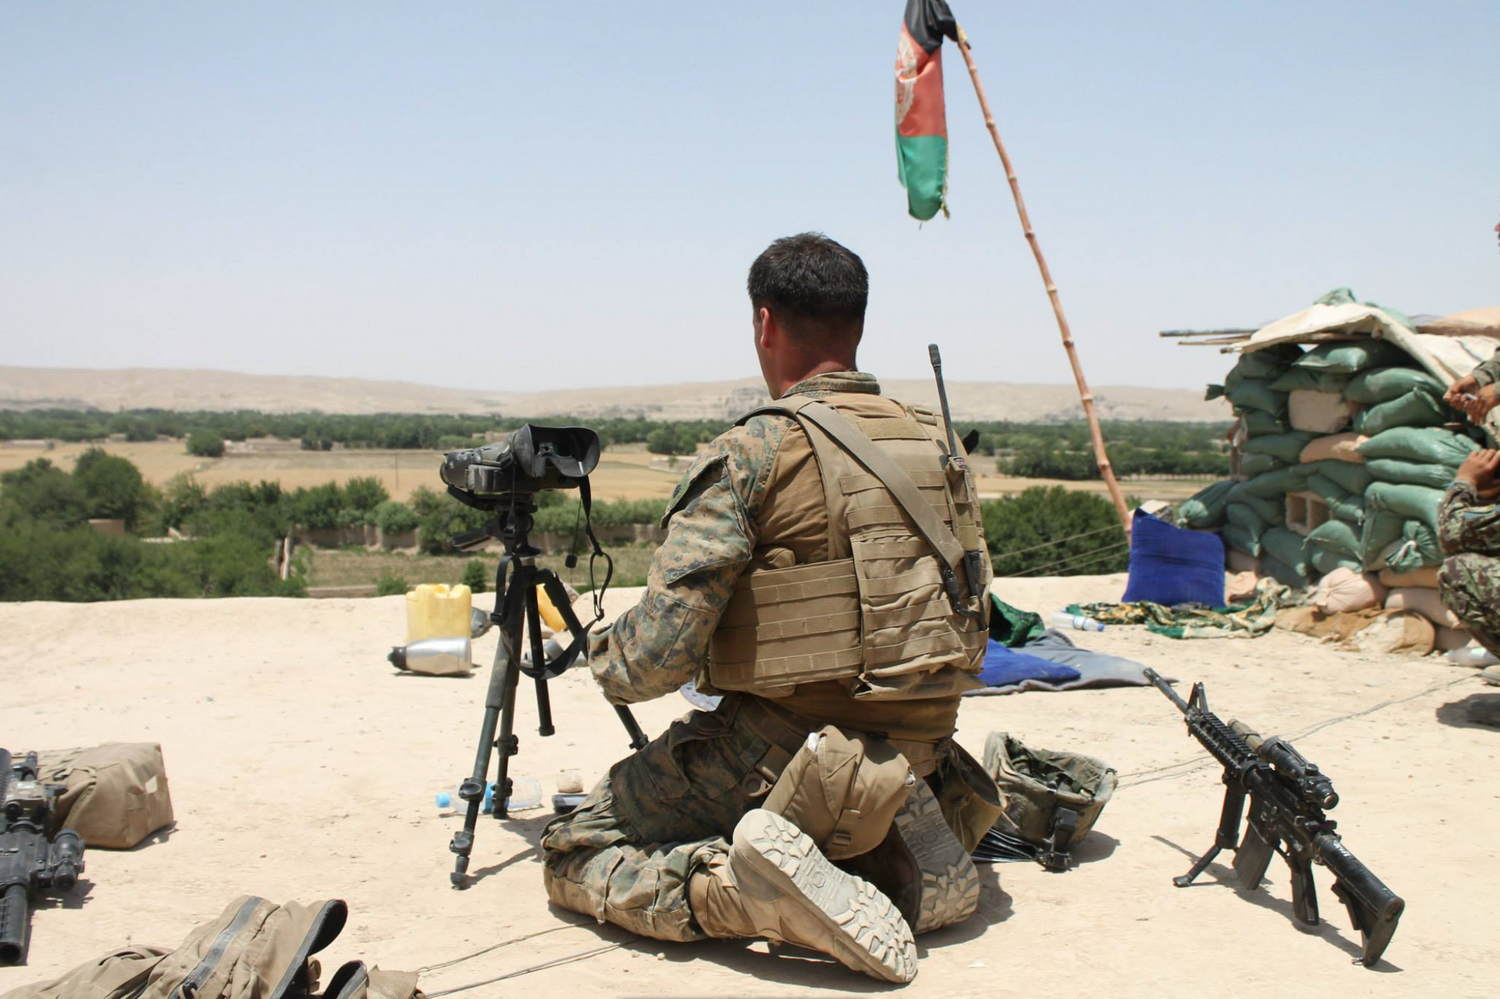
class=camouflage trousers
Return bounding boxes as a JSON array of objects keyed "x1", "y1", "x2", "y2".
[
  {"x1": 539, "y1": 693, "x2": 999, "y2": 943},
  {"x1": 540, "y1": 693, "x2": 810, "y2": 942},
  {"x1": 1440, "y1": 553, "x2": 1500, "y2": 656}
]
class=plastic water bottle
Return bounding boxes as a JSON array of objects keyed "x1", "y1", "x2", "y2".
[
  {"x1": 1444, "y1": 645, "x2": 1499, "y2": 667},
  {"x1": 435, "y1": 777, "x2": 543, "y2": 814},
  {"x1": 1051, "y1": 612, "x2": 1105, "y2": 632}
]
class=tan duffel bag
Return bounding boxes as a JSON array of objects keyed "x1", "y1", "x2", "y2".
[
  {"x1": 36, "y1": 743, "x2": 174, "y2": 849},
  {"x1": 0, "y1": 896, "x2": 420, "y2": 999}
]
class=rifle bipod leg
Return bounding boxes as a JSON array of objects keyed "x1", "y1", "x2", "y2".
[{"x1": 1174, "y1": 845, "x2": 1223, "y2": 887}]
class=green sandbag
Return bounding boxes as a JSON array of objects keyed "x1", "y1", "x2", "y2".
[
  {"x1": 1240, "y1": 464, "x2": 1309, "y2": 498},
  {"x1": 1306, "y1": 518, "x2": 1362, "y2": 560},
  {"x1": 1352, "y1": 390, "x2": 1446, "y2": 437},
  {"x1": 1226, "y1": 345, "x2": 1303, "y2": 386},
  {"x1": 1178, "y1": 479, "x2": 1235, "y2": 529},
  {"x1": 1344, "y1": 366, "x2": 1447, "y2": 404},
  {"x1": 1269, "y1": 368, "x2": 1350, "y2": 393},
  {"x1": 1242, "y1": 431, "x2": 1318, "y2": 464},
  {"x1": 1366, "y1": 481, "x2": 1442, "y2": 535},
  {"x1": 1226, "y1": 379, "x2": 1288, "y2": 416},
  {"x1": 1385, "y1": 521, "x2": 1442, "y2": 574},
  {"x1": 1309, "y1": 545, "x2": 1362, "y2": 576},
  {"x1": 1261, "y1": 554, "x2": 1310, "y2": 588},
  {"x1": 1225, "y1": 502, "x2": 1270, "y2": 539},
  {"x1": 1242, "y1": 409, "x2": 1289, "y2": 437},
  {"x1": 1304, "y1": 474, "x2": 1365, "y2": 524},
  {"x1": 1262, "y1": 527, "x2": 1311, "y2": 576},
  {"x1": 1360, "y1": 510, "x2": 1404, "y2": 570},
  {"x1": 1292, "y1": 339, "x2": 1409, "y2": 375},
  {"x1": 1358, "y1": 426, "x2": 1480, "y2": 467},
  {"x1": 1309, "y1": 459, "x2": 1373, "y2": 495},
  {"x1": 1221, "y1": 522, "x2": 1263, "y2": 557},
  {"x1": 1240, "y1": 452, "x2": 1286, "y2": 477},
  {"x1": 1363, "y1": 458, "x2": 1456, "y2": 490},
  {"x1": 1226, "y1": 484, "x2": 1283, "y2": 524}
]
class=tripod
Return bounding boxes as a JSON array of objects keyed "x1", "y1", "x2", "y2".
[{"x1": 447, "y1": 495, "x2": 647, "y2": 888}]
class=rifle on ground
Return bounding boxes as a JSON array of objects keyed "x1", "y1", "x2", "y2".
[
  {"x1": 0, "y1": 748, "x2": 85, "y2": 965},
  {"x1": 1142, "y1": 670, "x2": 1403, "y2": 967}
]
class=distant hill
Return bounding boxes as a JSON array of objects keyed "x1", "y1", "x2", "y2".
[{"x1": 0, "y1": 366, "x2": 1229, "y2": 423}]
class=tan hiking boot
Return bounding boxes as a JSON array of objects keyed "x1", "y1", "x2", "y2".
[
  {"x1": 890, "y1": 779, "x2": 981, "y2": 933},
  {"x1": 691, "y1": 809, "x2": 917, "y2": 983}
]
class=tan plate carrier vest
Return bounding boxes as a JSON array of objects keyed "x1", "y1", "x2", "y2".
[{"x1": 709, "y1": 397, "x2": 992, "y2": 699}]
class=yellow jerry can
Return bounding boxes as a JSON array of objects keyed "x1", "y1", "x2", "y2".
[{"x1": 406, "y1": 583, "x2": 473, "y2": 643}]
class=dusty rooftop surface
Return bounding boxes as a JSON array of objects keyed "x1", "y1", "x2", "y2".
[{"x1": 0, "y1": 576, "x2": 1492, "y2": 997}]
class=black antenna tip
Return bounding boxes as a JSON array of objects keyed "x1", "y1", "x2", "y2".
[{"x1": 928, "y1": 344, "x2": 942, "y2": 365}]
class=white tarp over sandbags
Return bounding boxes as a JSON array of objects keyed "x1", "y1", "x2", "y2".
[{"x1": 1236, "y1": 293, "x2": 1499, "y2": 385}]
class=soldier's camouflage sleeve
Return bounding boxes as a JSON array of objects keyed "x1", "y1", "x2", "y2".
[
  {"x1": 586, "y1": 417, "x2": 788, "y2": 705},
  {"x1": 1438, "y1": 480, "x2": 1500, "y2": 557},
  {"x1": 1470, "y1": 354, "x2": 1500, "y2": 388}
]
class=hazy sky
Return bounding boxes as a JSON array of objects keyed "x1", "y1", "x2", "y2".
[{"x1": 3, "y1": 1, "x2": 1496, "y2": 393}]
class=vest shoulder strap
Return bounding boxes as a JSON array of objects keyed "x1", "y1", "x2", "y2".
[{"x1": 743, "y1": 398, "x2": 965, "y2": 573}]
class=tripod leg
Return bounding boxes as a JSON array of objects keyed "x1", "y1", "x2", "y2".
[
  {"x1": 539, "y1": 570, "x2": 646, "y2": 748},
  {"x1": 524, "y1": 586, "x2": 555, "y2": 737},
  {"x1": 448, "y1": 558, "x2": 527, "y2": 886}
]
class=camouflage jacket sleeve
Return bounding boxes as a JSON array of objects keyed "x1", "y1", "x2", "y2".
[
  {"x1": 586, "y1": 418, "x2": 787, "y2": 704},
  {"x1": 1438, "y1": 479, "x2": 1500, "y2": 555},
  {"x1": 1470, "y1": 354, "x2": 1500, "y2": 388}
]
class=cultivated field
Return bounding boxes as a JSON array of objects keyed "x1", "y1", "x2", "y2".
[{"x1": 0, "y1": 439, "x2": 1215, "y2": 504}]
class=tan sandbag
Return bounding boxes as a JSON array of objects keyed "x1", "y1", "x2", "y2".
[
  {"x1": 1351, "y1": 611, "x2": 1436, "y2": 656},
  {"x1": 1276, "y1": 606, "x2": 1385, "y2": 642},
  {"x1": 1299, "y1": 432, "x2": 1368, "y2": 464},
  {"x1": 1418, "y1": 307, "x2": 1500, "y2": 339},
  {"x1": 1312, "y1": 567, "x2": 1387, "y2": 614},
  {"x1": 37, "y1": 743, "x2": 174, "y2": 849},
  {"x1": 1226, "y1": 549, "x2": 1261, "y2": 574},
  {"x1": 1225, "y1": 570, "x2": 1260, "y2": 603},
  {"x1": 1384, "y1": 586, "x2": 1462, "y2": 630},
  {"x1": 1379, "y1": 565, "x2": 1442, "y2": 589},
  {"x1": 1288, "y1": 390, "x2": 1359, "y2": 434},
  {"x1": 1435, "y1": 626, "x2": 1472, "y2": 651}
]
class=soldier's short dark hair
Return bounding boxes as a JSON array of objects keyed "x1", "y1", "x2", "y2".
[{"x1": 747, "y1": 232, "x2": 868, "y2": 344}]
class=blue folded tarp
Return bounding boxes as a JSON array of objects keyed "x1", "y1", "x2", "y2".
[{"x1": 976, "y1": 638, "x2": 1081, "y2": 689}]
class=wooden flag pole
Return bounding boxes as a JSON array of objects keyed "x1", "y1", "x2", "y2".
[{"x1": 954, "y1": 26, "x2": 1132, "y2": 533}]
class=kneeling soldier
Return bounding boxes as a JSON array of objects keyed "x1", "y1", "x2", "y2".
[{"x1": 541, "y1": 233, "x2": 1001, "y2": 983}]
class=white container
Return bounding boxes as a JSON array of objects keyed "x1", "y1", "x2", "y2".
[
  {"x1": 1051, "y1": 612, "x2": 1105, "y2": 632},
  {"x1": 1444, "y1": 645, "x2": 1499, "y2": 667}
]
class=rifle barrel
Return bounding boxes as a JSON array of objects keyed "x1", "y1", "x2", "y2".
[{"x1": 1142, "y1": 668, "x2": 1189, "y2": 712}]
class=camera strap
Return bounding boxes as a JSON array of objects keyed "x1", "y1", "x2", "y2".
[{"x1": 576, "y1": 475, "x2": 613, "y2": 628}]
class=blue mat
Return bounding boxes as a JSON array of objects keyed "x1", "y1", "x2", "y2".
[{"x1": 976, "y1": 638, "x2": 1081, "y2": 688}]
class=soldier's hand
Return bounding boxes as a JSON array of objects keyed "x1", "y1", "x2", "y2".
[
  {"x1": 1457, "y1": 449, "x2": 1500, "y2": 494},
  {"x1": 1445, "y1": 374, "x2": 1480, "y2": 408},
  {"x1": 1468, "y1": 384, "x2": 1500, "y2": 424}
]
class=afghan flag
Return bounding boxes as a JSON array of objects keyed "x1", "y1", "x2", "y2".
[{"x1": 895, "y1": 0, "x2": 959, "y2": 221}]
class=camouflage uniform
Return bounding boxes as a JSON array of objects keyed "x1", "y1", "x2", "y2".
[
  {"x1": 1437, "y1": 478, "x2": 1500, "y2": 655},
  {"x1": 541, "y1": 371, "x2": 997, "y2": 942}
]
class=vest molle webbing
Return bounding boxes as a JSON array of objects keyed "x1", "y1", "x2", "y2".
[{"x1": 709, "y1": 395, "x2": 991, "y2": 699}]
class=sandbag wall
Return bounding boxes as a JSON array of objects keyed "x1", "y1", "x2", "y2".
[{"x1": 1184, "y1": 338, "x2": 1480, "y2": 641}]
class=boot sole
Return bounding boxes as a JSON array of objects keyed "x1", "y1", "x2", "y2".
[
  {"x1": 732, "y1": 809, "x2": 917, "y2": 983},
  {"x1": 893, "y1": 781, "x2": 980, "y2": 934}
]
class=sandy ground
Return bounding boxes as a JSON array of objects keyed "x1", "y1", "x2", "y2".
[{"x1": 1, "y1": 576, "x2": 1494, "y2": 998}]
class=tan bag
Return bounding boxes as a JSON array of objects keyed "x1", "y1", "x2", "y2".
[
  {"x1": 763, "y1": 725, "x2": 913, "y2": 860},
  {"x1": 0, "y1": 897, "x2": 420, "y2": 999},
  {"x1": 37, "y1": 743, "x2": 174, "y2": 849}
]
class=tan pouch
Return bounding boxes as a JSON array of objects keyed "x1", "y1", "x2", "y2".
[
  {"x1": 38, "y1": 743, "x2": 174, "y2": 849},
  {"x1": 934, "y1": 741, "x2": 1005, "y2": 854},
  {"x1": 0, "y1": 946, "x2": 170, "y2": 999},
  {"x1": 762, "y1": 725, "x2": 913, "y2": 860}
]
